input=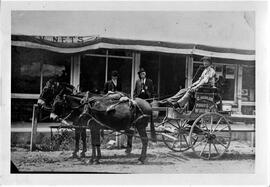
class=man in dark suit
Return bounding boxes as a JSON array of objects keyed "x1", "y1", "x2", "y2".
[
  {"x1": 103, "y1": 70, "x2": 122, "y2": 93},
  {"x1": 133, "y1": 68, "x2": 154, "y2": 100}
]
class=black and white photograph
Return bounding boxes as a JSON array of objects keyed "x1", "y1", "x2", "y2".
[{"x1": 1, "y1": 0, "x2": 269, "y2": 185}]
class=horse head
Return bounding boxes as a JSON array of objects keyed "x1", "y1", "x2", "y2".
[{"x1": 50, "y1": 93, "x2": 85, "y2": 122}]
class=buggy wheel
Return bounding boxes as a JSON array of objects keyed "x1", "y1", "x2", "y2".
[
  {"x1": 161, "y1": 119, "x2": 192, "y2": 152},
  {"x1": 188, "y1": 112, "x2": 231, "y2": 160}
]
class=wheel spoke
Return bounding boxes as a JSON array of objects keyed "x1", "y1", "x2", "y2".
[
  {"x1": 183, "y1": 134, "x2": 189, "y2": 145},
  {"x1": 200, "y1": 142, "x2": 208, "y2": 156},
  {"x1": 179, "y1": 134, "x2": 182, "y2": 150},
  {"x1": 208, "y1": 143, "x2": 211, "y2": 159},
  {"x1": 213, "y1": 141, "x2": 219, "y2": 155},
  {"x1": 212, "y1": 116, "x2": 224, "y2": 132},
  {"x1": 193, "y1": 138, "x2": 207, "y2": 149},
  {"x1": 215, "y1": 125, "x2": 229, "y2": 133},
  {"x1": 168, "y1": 122, "x2": 179, "y2": 129},
  {"x1": 210, "y1": 115, "x2": 213, "y2": 133},
  {"x1": 215, "y1": 139, "x2": 227, "y2": 148},
  {"x1": 172, "y1": 139, "x2": 176, "y2": 148},
  {"x1": 200, "y1": 118, "x2": 209, "y2": 132}
]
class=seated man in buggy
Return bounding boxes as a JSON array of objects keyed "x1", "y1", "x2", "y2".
[{"x1": 159, "y1": 56, "x2": 216, "y2": 109}]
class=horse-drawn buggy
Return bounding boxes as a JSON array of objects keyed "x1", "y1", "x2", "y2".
[{"x1": 36, "y1": 78, "x2": 234, "y2": 164}]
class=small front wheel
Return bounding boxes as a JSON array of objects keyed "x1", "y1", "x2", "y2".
[{"x1": 161, "y1": 119, "x2": 192, "y2": 152}]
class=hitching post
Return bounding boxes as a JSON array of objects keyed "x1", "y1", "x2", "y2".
[{"x1": 30, "y1": 104, "x2": 39, "y2": 151}]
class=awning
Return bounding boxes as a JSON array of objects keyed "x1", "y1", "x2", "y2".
[{"x1": 12, "y1": 35, "x2": 255, "y2": 61}]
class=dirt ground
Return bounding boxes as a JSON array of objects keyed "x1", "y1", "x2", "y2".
[{"x1": 11, "y1": 141, "x2": 255, "y2": 174}]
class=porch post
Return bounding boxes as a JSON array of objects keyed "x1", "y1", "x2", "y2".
[
  {"x1": 186, "y1": 55, "x2": 193, "y2": 87},
  {"x1": 131, "y1": 52, "x2": 141, "y2": 99},
  {"x1": 70, "y1": 55, "x2": 81, "y2": 91},
  {"x1": 237, "y1": 65, "x2": 243, "y2": 114}
]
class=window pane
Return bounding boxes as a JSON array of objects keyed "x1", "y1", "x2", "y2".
[
  {"x1": 80, "y1": 55, "x2": 106, "y2": 93},
  {"x1": 11, "y1": 99, "x2": 36, "y2": 122},
  {"x1": 108, "y1": 58, "x2": 132, "y2": 95},
  {"x1": 42, "y1": 52, "x2": 71, "y2": 88},
  {"x1": 108, "y1": 49, "x2": 132, "y2": 57},
  {"x1": 141, "y1": 53, "x2": 159, "y2": 97},
  {"x1": 12, "y1": 47, "x2": 41, "y2": 94},
  {"x1": 160, "y1": 55, "x2": 186, "y2": 98},
  {"x1": 242, "y1": 66, "x2": 255, "y2": 102},
  {"x1": 83, "y1": 49, "x2": 107, "y2": 55},
  {"x1": 141, "y1": 53, "x2": 186, "y2": 98},
  {"x1": 223, "y1": 65, "x2": 236, "y2": 100}
]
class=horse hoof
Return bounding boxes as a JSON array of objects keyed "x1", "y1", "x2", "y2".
[
  {"x1": 137, "y1": 158, "x2": 147, "y2": 164},
  {"x1": 80, "y1": 153, "x2": 86, "y2": 158},
  {"x1": 94, "y1": 160, "x2": 100, "y2": 165},
  {"x1": 87, "y1": 159, "x2": 94, "y2": 164},
  {"x1": 125, "y1": 149, "x2": 132, "y2": 155},
  {"x1": 70, "y1": 153, "x2": 78, "y2": 159},
  {"x1": 137, "y1": 160, "x2": 145, "y2": 165}
]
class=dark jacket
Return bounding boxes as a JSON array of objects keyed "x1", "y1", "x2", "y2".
[
  {"x1": 133, "y1": 78, "x2": 154, "y2": 99},
  {"x1": 103, "y1": 80, "x2": 122, "y2": 93}
]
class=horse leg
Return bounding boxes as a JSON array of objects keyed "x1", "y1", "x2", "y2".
[
  {"x1": 125, "y1": 129, "x2": 133, "y2": 155},
  {"x1": 80, "y1": 129, "x2": 87, "y2": 158},
  {"x1": 72, "y1": 129, "x2": 80, "y2": 158},
  {"x1": 93, "y1": 128, "x2": 101, "y2": 164},
  {"x1": 95, "y1": 145, "x2": 101, "y2": 164},
  {"x1": 89, "y1": 123, "x2": 101, "y2": 164},
  {"x1": 136, "y1": 123, "x2": 148, "y2": 164},
  {"x1": 89, "y1": 144, "x2": 96, "y2": 164}
]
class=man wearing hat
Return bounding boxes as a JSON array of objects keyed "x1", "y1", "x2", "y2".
[
  {"x1": 133, "y1": 68, "x2": 154, "y2": 100},
  {"x1": 161, "y1": 56, "x2": 216, "y2": 108},
  {"x1": 103, "y1": 70, "x2": 122, "y2": 93}
]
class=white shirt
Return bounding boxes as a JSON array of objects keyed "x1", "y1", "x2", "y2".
[
  {"x1": 112, "y1": 79, "x2": 117, "y2": 86},
  {"x1": 199, "y1": 66, "x2": 216, "y2": 86}
]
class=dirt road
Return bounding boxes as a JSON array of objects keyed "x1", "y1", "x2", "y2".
[{"x1": 11, "y1": 141, "x2": 254, "y2": 173}]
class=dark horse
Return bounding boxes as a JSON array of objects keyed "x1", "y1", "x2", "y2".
[
  {"x1": 51, "y1": 91, "x2": 157, "y2": 164},
  {"x1": 38, "y1": 79, "x2": 88, "y2": 158}
]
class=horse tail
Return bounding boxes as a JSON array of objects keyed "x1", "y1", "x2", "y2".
[{"x1": 150, "y1": 112, "x2": 157, "y2": 143}]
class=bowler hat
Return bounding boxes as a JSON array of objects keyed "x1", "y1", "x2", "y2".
[
  {"x1": 111, "y1": 70, "x2": 119, "y2": 77},
  {"x1": 138, "y1": 68, "x2": 146, "y2": 74},
  {"x1": 201, "y1": 56, "x2": 212, "y2": 62}
]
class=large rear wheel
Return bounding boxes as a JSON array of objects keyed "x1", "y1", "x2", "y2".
[{"x1": 188, "y1": 112, "x2": 231, "y2": 160}]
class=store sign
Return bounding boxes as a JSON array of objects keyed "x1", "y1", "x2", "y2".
[{"x1": 36, "y1": 36, "x2": 98, "y2": 43}]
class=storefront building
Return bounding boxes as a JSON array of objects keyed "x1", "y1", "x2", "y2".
[{"x1": 11, "y1": 35, "x2": 255, "y2": 122}]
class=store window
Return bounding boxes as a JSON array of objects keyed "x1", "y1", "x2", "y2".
[
  {"x1": 160, "y1": 54, "x2": 186, "y2": 97},
  {"x1": 41, "y1": 52, "x2": 71, "y2": 88},
  {"x1": 80, "y1": 55, "x2": 106, "y2": 93},
  {"x1": 11, "y1": 47, "x2": 71, "y2": 122},
  {"x1": 108, "y1": 58, "x2": 132, "y2": 95},
  {"x1": 140, "y1": 53, "x2": 159, "y2": 97},
  {"x1": 141, "y1": 53, "x2": 186, "y2": 98},
  {"x1": 80, "y1": 49, "x2": 133, "y2": 94},
  {"x1": 242, "y1": 66, "x2": 255, "y2": 102},
  {"x1": 11, "y1": 47, "x2": 42, "y2": 94}
]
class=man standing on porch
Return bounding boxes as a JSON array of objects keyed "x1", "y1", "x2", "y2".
[
  {"x1": 133, "y1": 68, "x2": 154, "y2": 100},
  {"x1": 103, "y1": 70, "x2": 122, "y2": 93}
]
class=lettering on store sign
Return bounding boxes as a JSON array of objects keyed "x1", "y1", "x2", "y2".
[{"x1": 38, "y1": 36, "x2": 98, "y2": 43}]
